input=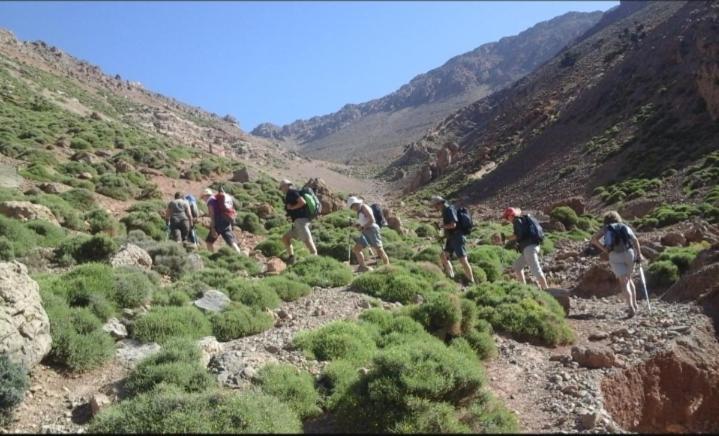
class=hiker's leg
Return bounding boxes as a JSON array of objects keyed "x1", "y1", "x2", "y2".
[
  {"x1": 304, "y1": 233, "x2": 318, "y2": 256},
  {"x1": 628, "y1": 278, "x2": 638, "y2": 310},
  {"x1": 205, "y1": 230, "x2": 216, "y2": 252},
  {"x1": 353, "y1": 243, "x2": 367, "y2": 268},
  {"x1": 441, "y1": 251, "x2": 455, "y2": 278},
  {"x1": 512, "y1": 254, "x2": 527, "y2": 284},
  {"x1": 526, "y1": 245, "x2": 548, "y2": 289},
  {"x1": 459, "y1": 256, "x2": 474, "y2": 284},
  {"x1": 365, "y1": 225, "x2": 387, "y2": 265},
  {"x1": 298, "y1": 219, "x2": 317, "y2": 256},
  {"x1": 282, "y1": 231, "x2": 294, "y2": 257},
  {"x1": 619, "y1": 276, "x2": 633, "y2": 309},
  {"x1": 376, "y1": 246, "x2": 390, "y2": 265}
]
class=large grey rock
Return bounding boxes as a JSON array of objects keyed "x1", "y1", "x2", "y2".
[
  {"x1": 0, "y1": 201, "x2": 59, "y2": 226},
  {"x1": 110, "y1": 243, "x2": 153, "y2": 271},
  {"x1": 102, "y1": 317, "x2": 128, "y2": 339},
  {"x1": 0, "y1": 261, "x2": 51, "y2": 369},
  {"x1": 115, "y1": 339, "x2": 161, "y2": 368},
  {"x1": 571, "y1": 345, "x2": 616, "y2": 369},
  {"x1": 209, "y1": 349, "x2": 278, "y2": 388},
  {"x1": 197, "y1": 336, "x2": 223, "y2": 367},
  {"x1": 194, "y1": 290, "x2": 230, "y2": 313},
  {"x1": 186, "y1": 253, "x2": 205, "y2": 272}
]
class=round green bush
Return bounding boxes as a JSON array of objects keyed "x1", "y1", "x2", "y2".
[
  {"x1": 0, "y1": 236, "x2": 14, "y2": 260},
  {"x1": 254, "y1": 364, "x2": 321, "y2": 419},
  {"x1": 352, "y1": 266, "x2": 428, "y2": 304},
  {"x1": 414, "y1": 223, "x2": 438, "y2": 238},
  {"x1": 205, "y1": 247, "x2": 262, "y2": 275},
  {"x1": 96, "y1": 173, "x2": 138, "y2": 200},
  {"x1": 255, "y1": 238, "x2": 285, "y2": 257},
  {"x1": 69, "y1": 307, "x2": 103, "y2": 334},
  {"x1": 413, "y1": 246, "x2": 441, "y2": 263},
  {"x1": 294, "y1": 321, "x2": 377, "y2": 363},
  {"x1": 84, "y1": 208, "x2": 121, "y2": 235},
  {"x1": 410, "y1": 293, "x2": 463, "y2": 339},
  {"x1": 56, "y1": 234, "x2": 118, "y2": 264},
  {"x1": 237, "y1": 212, "x2": 265, "y2": 235},
  {"x1": 550, "y1": 206, "x2": 579, "y2": 229},
  {"x1": 112, "y1": 267, "x2": 156, "y2": 308},
  {"x1": 647, "y1": 260, "x2": 679, "y2": 289},
  {"x1": 210, "y1": 305, "x2": 274, "y2": 341},
  {"x1": 226, "y1": 279, "x2": 281, "y2": 310},
  {"x1": 133, "y1": 306, "x2": 212, "y2": 344},
  {"x1": 261, "y1": 276, "x2": 312, "y2": 302},
  {"x1": 288, "y1": 256, "x2": 353, "y2": 288}
]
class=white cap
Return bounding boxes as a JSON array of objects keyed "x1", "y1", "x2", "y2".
[
  {"x1": 279, "y1": 179, "x2": 292, "y2": 189},
  {"x1": 346, "y1": 196, "x2": 363, "y2": 208},
  {"x1": 429, "y1": 195, "x2": 445, "y2": 205},
  {"x1": 202, "y1": 188, "x2": 214, "y2": 197}
]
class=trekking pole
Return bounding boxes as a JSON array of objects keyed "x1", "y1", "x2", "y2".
[
  {"x1": 347, "y1": 217, "x2": 353, "y2": 264},
  {"x1": 637, "y1": 264, "x2": 652, "y2": 312}
]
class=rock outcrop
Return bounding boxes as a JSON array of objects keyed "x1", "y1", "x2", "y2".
[
  {"x1": 110, "y1": 243, "x2": 153, "y2": 271},
  {"x1": 0, "y1": 261, "x2": 51, "y2": 369},
  {"x1": 0, "y1": 201, "x2": 59, "y2": 226},
  {"x1": 573, "y1": 265, "x2": 618, "y2": 298}
]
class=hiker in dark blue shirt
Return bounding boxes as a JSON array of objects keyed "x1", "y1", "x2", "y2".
[
  {"x1": 280, "y1": 179, "x2": 317, "y2": 264},
  {"x1": 431, "y1": 195, "x2": 474, "y2": 285}
]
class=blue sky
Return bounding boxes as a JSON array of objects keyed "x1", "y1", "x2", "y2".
[{"x1": 0, "y1": 1, "x2": 616, "y2": 130}]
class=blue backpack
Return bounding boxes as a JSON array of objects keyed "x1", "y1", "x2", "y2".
[
  {"x1": 521, "y1": 214, "x2": 544, "y2": 244},
  {"x1": 604, "y1": 223, "x2": 632, "y2": 251},
  {"x1": 456, "y1": 207, "x2": 474, "y2": 235},
  {"x1": 185, "y1": 194, "x2": 199, "y2": 219}
]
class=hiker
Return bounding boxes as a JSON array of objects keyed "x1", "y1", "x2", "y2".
[
  {"x1": 502, "y1": 207, "x2": 549, "y2": 289},
  {"x1": 347, "y1": 196, "x2": 390, "y2": 272},
  {"x1": 280, "y1": 179, "x2": 317, "y2": 263},
  {"x1": 430, "y1": 196, "x2": 475, "y2": 285},
  {"x1": 185, "y1": 193, "x2": 200, "y2": 244},
  {"x1": 591, "y1": 211, "x2": 643, "y2": 317},
  {"x1": 200, "y1": 187, "x2": 242, "y2": 254},
  {"x1": 165, "y1": 192, "x2": 193, "y2": 243}
]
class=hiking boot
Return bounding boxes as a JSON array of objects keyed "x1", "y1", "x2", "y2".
[
  {"x1": 286, "y1": 255, "x2": 296, "y2": 265},
  {"x1": 625, "y1": 306, "x2": 636, "y2": 319},
  {"x1": 357, "y1": 265, "x2": 373, "y2": 273}
]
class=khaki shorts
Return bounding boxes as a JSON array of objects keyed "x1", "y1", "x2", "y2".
[
  {"x1": 285, "y1": 218, "x2": 313, "y2": 243},
  {"x1": 512, "y1": 244, "x2": 544, "y2": 278},
  {"x1": 609, "y1": 249, "x2": 635, "y2": 278},
  {"x1": 356, "y1": 223, "x2": 383, "y2": 248}
]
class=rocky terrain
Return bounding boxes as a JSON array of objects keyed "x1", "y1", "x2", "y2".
[{"x1": 252, "y1": 11, "x2": 602, "y2": 165}]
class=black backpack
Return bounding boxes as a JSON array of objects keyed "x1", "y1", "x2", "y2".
[
  {"x1": 370, "y1": 203, "x2": 387, "y2": 228},
  {"x1": 456, "y1": 207, "x2": 474, "y2": 235},
  {"x1": 522, "y1": 214, "x2": 544, "y2": 244},
  {"x1": 605, "y1": 223, "x2": 632, "y2": 251}
]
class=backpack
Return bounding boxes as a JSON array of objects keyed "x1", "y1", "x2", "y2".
[
  {"x1": 214, "y1": 191, "x2": 237, "y2": 219},
  {"x1": 522, "y1": 214, "x2": 544, "y2": 244},
  {"x1": 604, "y1": 223, "x2": 632, "y2": 251},
  {"x1": 299, "y1": 186, "x2": 321, "y2": 219},
  {"x1": 185, "y1": 194, "x2": 199, "y2": 219},
  {"x1": 456, "y1": 207, "x2": 474, "y2": 235},
  {"x1": 370, "y1": 203, "x2": 387, "y2": 228}
]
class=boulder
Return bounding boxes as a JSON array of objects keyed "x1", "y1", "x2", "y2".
[
  {"x1": 689, "y1": 243, "x2": 719, "y2": 272},
  {"x1": 662, "y1": 263, "x2": 719, "y2": 329},
  {"x1": 386, "y1": 215, "x2": 404, "y2": 233},
  {"x1": 38, "y1": 182, "x2": 70, "y2": 194},
  {"x1": 197, "y1": 336, "x2": 223, "y2": 367},
  {"x1": 545, "y1": 197, "x2": 585, "y2": 215},
  {"x1": 0, "y1": 262, "x2": 52, "y2": 369},
  {"x1": 546, "y1": 288, "x2": 570, "y2": 315},
  {"x1": 660, "y1": 232, "x2": 686, "y2": 247},
  {"x1": 0, "y1": 201, "x2": 60, "y2": 226},
  {"x1": 113, "y1": 159, "x2": 134, "y2": 173},
  {"x1": 110, "y1": 243, "x2": 153, "y2": 271},
  {"x1": 265, "y1": 257, "x2": 286, "y2": 275},
  {"x1": 541, "y1": 220, "x2": 566, "y2": 232},
  {"x1": 102, "y1": 317, "x2": 128, "y2": 339},
  {"x1": 194, "y1": 290, "x2": 231, "y2": 313},
  {"x1": 571, "y1": 345, "x2": 616, "y2": 369},
  {"x1": 255, "y1": 203, "x2": 274, "y2": 219},
  {"x1": 573, "y1": 264, "x2": 618, "y2": 298},
  {"x1": 619, "y1": 199, "x2": 661, "y2": 219},
  {"x1": 640, "y1": 245, "x2": 661, "y2": 261},
  {"x1": 186, "y1": 253, "x2": 205, "y2": 272},
  {"x1": 116, "y1": 339, "x2": 161, "y2": 368},
  {"x1": 232, "y1": 167, "x2": 250, "y2": 183}
]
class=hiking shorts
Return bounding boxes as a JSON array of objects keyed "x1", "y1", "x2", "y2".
[
  {"x1": 609, "y1": 249, "x2": 635, "y2": 278},
  {"x1": 169, "y1": 218, "x2": 190, "y2": 242},
  {"x1": 206, "y1": 215, "x2": 236, "y2": 246},
  {"x1": 355, "y1": 223, "x2": 383, "y2": 248},
  {"x1": 444, "y1": 232, "x2": 467, "y2": 258},
  {"x1": 285, "y1": 218, "x2": 313, "y2": 243},
  {"x1": 512, "y1": 244, "x2": 544, "y2": 278}
]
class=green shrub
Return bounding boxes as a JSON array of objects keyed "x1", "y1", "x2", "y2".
[
  {"x1": 236, "y1": 212, "x2": 265, "y2": 235},
  {"x1": 464, "y1": 327, "x2": 497, "y2": 361},
  {"x1": 96, "y1": 173, "x2": 138, "y2": 200},
  {"x1": 254, "y1": 364, "x2": 321, "y2": 419},
  {"x1": 550, "y1": 206, "x2": 579, "y2": 229},
  {"x1": 463, "y1": 392, "x2": 519, "y2": 433},
  {"x1": 121, "y1": 210, "x2": 165, "y2": 241},
  {"x1": 226, "y1": 279, "x2": 281, "y2": 310},
  {"x1": 415, "y1": 223, "x2": 438, "y2": 238},
  {"x1": 410, "y1": 293, "x2": 464, "y2": 340},
  {"x1": 656, "y1": 243, "x2": 708, "y2": 274},
  {"x1": 89, "y1": 386, "x2": 302, "y2": 433},
  {"x1": 465, "y1": 281, "x2": 574, "y2": 346},
  {"x1": 468, "y1": 246, "x2": 518, "y2": 282},
  {"x1": 288, "y1": 256, "x2": 352, "y2": 287},
  {"x1": 210, "y1": 305, "x2": 274, "y2": 341},
  {"x1": 48, "y1": 323, "x2": 115, "y2": 371},
  {"x1": 0, "y1": 216, "x2": 65, "y2": 258},
  {"x1": 204, "y1": 247, "x2": 261, "y2": 276},
  {"x1": 413, "y1": 245, "x2": 441, "y2": 263},
  {"x1": 383, "y1": 241, "x2": 415, "y2": 260},
  {"x1": 318, "y1": 359, "x2": 360, "y2": 410},
  {"x1": 646, "y1": 260, "x2": 679, "y2": 289},
  {"x1": 255, "y1": 238, "x2": 285, "y2": 257},
  {"x1": 62, "y1": 234, "x2": 118, "y2": 264},
  {"x1": 391, "y1": 398, "x2": 470, "y2": 433},
  {"x1": 0, "y1": 355, "x2": 29, "y2": 422},
  {"x1": 124, "y1": 338, "x2": 216, "y2": 397},
  {"x1": 112, "y1": 267, "x2": 156, "y2": 308},
  {"x1": 60, "y1": 188, "x2": 96, "y2": 209},
  {"x1": 352, "y1": 267, "x2": 427, "y2": 304},
  {"x1": 294, "y1": 321, "x2": 377, "y2": 363},
  {"x1": 133, "y1": 306, "x2": 212, "y2": 344},
  {"x1": 42, "y1": 263, "x2": 120, "y2": 318},
  {"x1": 0, "y1": 236, "x2": 13, "y2": 260},
  {"x1": 146, "y1": 242, "x2": 189, "y2": 279},
  {"x1": 261, "y1": 276, "x2": 312, "y2": 302},
  {"x1": 84, "y1": 208, "x2": 121, "y2": 235}
]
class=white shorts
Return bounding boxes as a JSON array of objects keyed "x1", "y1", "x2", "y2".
[
  {"x1": 609, "y1": 249, "x2": 635, "y2": 278},
  {"x1": 512, "y1": 244, "x2": 544, "y2": 278}
]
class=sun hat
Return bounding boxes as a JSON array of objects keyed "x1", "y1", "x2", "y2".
[
  {"x1": 429, "y1": 195, "x2": 445, "y2": 206},
  {"x1": 502, "y1": 207, "x2": 521, "y2": 220},
  {"x1": 346, "y1": 196, "x2": 363, "y2": 208},
  {"x1": 279, "y1": 179, "x2": 292, "y2": 189},
  {"x1": 202, "y1": 188, "x2": 214, "y2": 197}
]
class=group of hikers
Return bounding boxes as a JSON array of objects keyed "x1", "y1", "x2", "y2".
[{"x1": 165, "y1": 180, "x2": 645, "y2": 318}]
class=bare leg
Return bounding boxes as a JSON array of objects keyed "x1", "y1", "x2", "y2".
[
  {"x1": 515, "y1": 269, "x2": 527, "y2": 285},
  {"x1": 459, "y1": 256, "x2": 475, "y2": 284},
  {"x1": 441, "y1": 252, "x2": 455, "y2": 278},
  {"x1": 231, "y1": 242, "x2": 243, "y2": 255},
  {"x1": 538, "y1": 274, "x2": 549, "y2": 290},
  {"x1": 620, "y1": 277, "x2": 635, "y2": 313},
  {"x1": 283, "y1": 233, "x2": 294, "y2": 257},
  {"x1": 304, "y1": 234, "x2": 318, "y2": 256},
  {"x1": 376, "y1": 246, "x2": 390, "y2": 265},
  {"x1": 353, "y1": 244, "x2": 367, "y2": 268},
  {"x1": 628, "y1": 279, "x2": 638, "y2": 311}
]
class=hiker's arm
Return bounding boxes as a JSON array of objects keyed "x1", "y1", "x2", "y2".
[
  {"x1": 443, "y1": 221, "x2": 457, "y2": 230},
  {"x1": 287, "y1": 196, "x2": 306, "y2": 210},
  {"x1": 591, "y1": 231, "x2": 607, "y2": 254},
  {"x1": 362, "y1": 205, "x2": 375, "y2": 230},
  {"x1": 632, "y1": 236, "x2": 643, "y2": 263},
  {"x1": 185, "y1": 204, "x2": 194, "y2": 227},
  {"x1": 165, "y1": 207, "x2": 171, "y2": 221}
]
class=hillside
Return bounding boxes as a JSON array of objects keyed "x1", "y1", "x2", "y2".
[
  {"x1": 251, "y1": 11, "x2": 603, "y2": 165},
  {"x1": 391, "y1": 0, "x2": 719, "y2": 223}
]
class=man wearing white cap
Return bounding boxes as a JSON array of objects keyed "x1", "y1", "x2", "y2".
[
  {"x1": 430, "y1": 195, "x2": 475, "y2": 285},
  {"x1": 347, "y1": 196, "x2": 389, "y2": 272},
  {"x1": 279, "y1": 179, "x2": 317, "y2": 264}
]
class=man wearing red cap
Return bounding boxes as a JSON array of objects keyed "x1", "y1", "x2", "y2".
[{"x1": 502, "y1": 207, "x2": 549, "y2": 289}]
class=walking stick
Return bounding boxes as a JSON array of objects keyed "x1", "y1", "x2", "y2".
[
  {"x1": 637, "y1": 264, "x2": 652, "y2": 312},
  {"x1": 347, "y1": 217, "x2": 353, "y2": 264}
]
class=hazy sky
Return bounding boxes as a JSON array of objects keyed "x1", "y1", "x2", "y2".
[{"x1": 0, "y1": 1, "x2": 616, "y2": 129}]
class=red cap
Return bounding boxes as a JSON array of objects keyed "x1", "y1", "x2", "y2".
[{"x1": 502, "y1": 207, "x2": 520, "y2": 220}]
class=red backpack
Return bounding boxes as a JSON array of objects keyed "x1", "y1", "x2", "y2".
[{"x1": 214, "y1": 191, "x2": 237, "y2": 219}]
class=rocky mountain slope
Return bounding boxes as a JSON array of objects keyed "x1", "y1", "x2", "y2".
[
  {"x1": 251, "y1": 11, "x2": 603, "y2": 165},
  {"x1": 391, "y1": 1, "x2": 719, "y2": 216}
]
